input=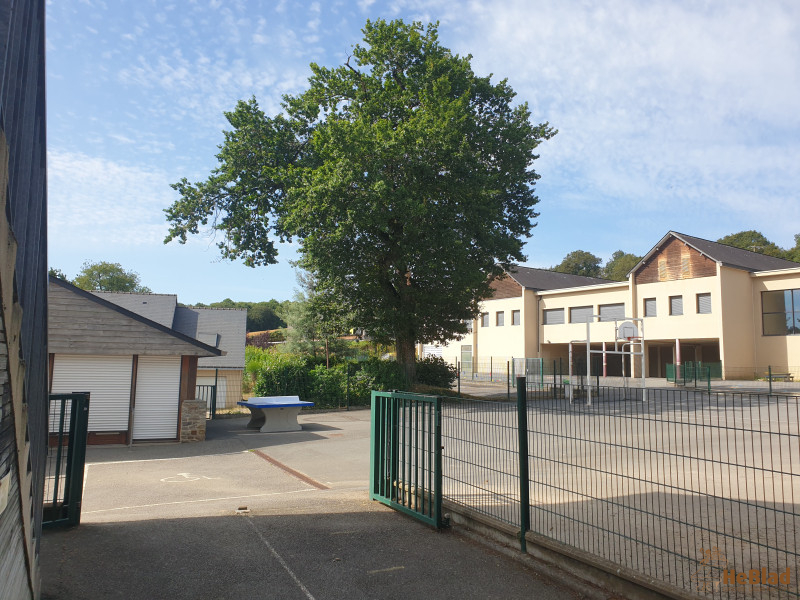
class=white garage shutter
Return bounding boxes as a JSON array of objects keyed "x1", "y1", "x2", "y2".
[
  {"x1": 50, "y1": 355, "x2": 132, "y2": 433},
  {"x1": 133, "y1": 356, "x2": 181, "y2": 440}
]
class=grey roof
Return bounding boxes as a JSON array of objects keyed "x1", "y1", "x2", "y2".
[
  {"x1": 633, "y1": 231, "x2": 800, "y2": 275},
  {"x1": 51, "y1": 277, "x2": 221, "y2": 357},
  {"x1": 507, "y1": 266, "x2": 610, "y2": 291},
  {"x1": 91, "y1": 291, "x2": 177, "y2": 327},
  {"x1": 172, "y1": 306, "x2": 246, "y2": 369}
]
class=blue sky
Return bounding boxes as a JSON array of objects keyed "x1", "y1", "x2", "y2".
[{"x1": 47, "y1": 0, "x2": 800, "y2": 304}]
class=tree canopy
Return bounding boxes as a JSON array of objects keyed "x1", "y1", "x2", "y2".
[
  {"x1": 72, "y1": 261, "x2": 151, "y2": 293},
  {"x1": 553, "y1": 250, "x2": 603, "y2": 278},
  {"x1": 192, "y1": 298, "x2": 288, "y2": 332},
  {"x1": 602, "y1": 250, "x2": 641, "y2": 281},
  {"x1": 716, "y1": 230, "x2": 785, "y2": 258},
  {"x1": 164, "y1": 19, "x2": 555, "y2": 378}
]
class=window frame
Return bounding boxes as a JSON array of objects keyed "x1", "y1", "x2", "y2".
[
  {"x1": 696, "y1": 293, "x2": 712, "y2": 315},
  {"x1": 496, "y1": 311, "x2": 505, "y2": 326},
  {"x1": 542, "y1": 308, "x2": 564, "y2": 325},
  {"x1": 762, "y1": 289, "x2": 800, "y2": 336},
  {"x1": 569, "y1": 305, "x2": 594, "y2": 324},
  {"x1": 669, "y1": 295, "x2": 683, "y2": 316},
  {"x1": 511, "y1": 309, "x2": 521, "y2": 326},
  {"x1": 480, "y1": 312, "x2": 489, "y2": 328},
  {"x1": 643, "y1": 298, "x2": 657, "y2": 318}
]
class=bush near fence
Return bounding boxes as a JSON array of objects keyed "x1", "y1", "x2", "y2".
[{"x1": 247, "y1": 348, "x2": 455, "y2": 408}]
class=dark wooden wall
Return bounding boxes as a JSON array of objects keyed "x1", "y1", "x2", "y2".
[
  {"x1": 634, "y1": 237, "x2": 717, "y2": 284},
  {"x1": 0, "y1": 1, "x2": 48, "y2": 598},
  {"x1": 490, "y1": 274, "x2": 523, "y2": 299}
]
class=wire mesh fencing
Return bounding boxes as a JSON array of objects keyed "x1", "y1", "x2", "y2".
[{"x1": 438, "y1": 384, "x2": 800, "y2": 599}]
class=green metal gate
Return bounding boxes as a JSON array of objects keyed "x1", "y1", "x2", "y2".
[
  {"x1": 370, "y1": 390, "x2": 444, "y2": 528},
  {"x1": 43, "y1": 393, "x2": 90, "y2": 528}
]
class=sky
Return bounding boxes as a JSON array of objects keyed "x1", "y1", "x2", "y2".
[{"x1": 46, "y1": 0, "x2": 800, "y2": 304}]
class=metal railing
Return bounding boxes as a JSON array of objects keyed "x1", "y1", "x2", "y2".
[
  {"x1": 438, "y1": 382, "x2": 800, "y2": 599},
  {"x1": 370, "y1": 390, "x2": 443, "y2": 528},
  {"x1": 43, "y1": 393, "x2": 90, "y2": 528}
]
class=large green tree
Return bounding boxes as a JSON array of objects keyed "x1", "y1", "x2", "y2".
[
  {"x1": 602, "y1": 250, "x2": 641, "y2": 281},
  {"x1": 72, "y1": 261, "x2": 151, "y2": 293},
  {"x1": 553, "y1": 250, "x2": 603, "y2": 278},
  {"x1": 164, "y1": 19, "x2": 555, "y2": 379},
  {"x1": 717, "y1": 230, "x2": 784, "y2": 257}
]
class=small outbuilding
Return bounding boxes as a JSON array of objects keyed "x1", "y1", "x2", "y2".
[{"x1": 48, "y1": 277, "x2": 222, "y2": 444}]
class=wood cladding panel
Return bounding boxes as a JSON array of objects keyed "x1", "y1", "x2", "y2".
[
  {"x1": 490, "y1": 275, "x2": 523, "y2": 299},
  {"x1": 635, "y1": 237, "x2": 717, "y2": 284}
]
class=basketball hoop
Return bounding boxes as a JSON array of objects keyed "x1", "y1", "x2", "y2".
[{"x1": 617, "y1": 321, "x2": 639, "y2": 341}]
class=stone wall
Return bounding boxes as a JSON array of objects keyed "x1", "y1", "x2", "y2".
[{"x1": 180, "y1": 399, "x2": 207, "y2": 442}]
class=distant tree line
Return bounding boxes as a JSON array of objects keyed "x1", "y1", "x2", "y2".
[
  {"x1": 191, "y1": 298, "x2": 290, "y2": 333},
  {"x1": 550, "y1": 230, "x2": 800, "y2": 280}
]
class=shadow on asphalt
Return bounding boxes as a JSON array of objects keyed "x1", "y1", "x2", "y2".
[{"x1": 41, "y1": 507, "x2": 572, "y2": 600}]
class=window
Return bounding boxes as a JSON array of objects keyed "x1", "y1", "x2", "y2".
[
  {"x1": 598, "y1": 303, "x2": 625, "y2": 322},
  {"x1": 465, "y1": 319, "x2": 473, "y2": 332},
  {"x1": 644, "y1": 298, "x2": 657, "y2": 317},
  {"x1": 542, "y1": 308, "x2": 564, "y2": 325},
  {"x1": 481, "y1": 313, "x2": 489, "y2": 327},
  {"x1": 762, "y1": 290, "x2": 800, "y2": 335},
  {"x1": 681, "y1": 253, "x2": 691, "y2": 278},
  {"x1": 669, "y1": 296, "x2": 683, "y2": 316},
  {"x1": 496, "y1": 311, "x2": 505, "y2": 326},
  {"x1": 511, "y1": 310, "x2": 521, "y2": 326},
  {"x1": 658, "y1": 258, "x2": 667, "y2": 281},
  {"x1": 570, "y1": 306, "x2": 593, "y2": 323},
  {"x1": 696, "y1": 293, "x2": 712, "y2": 314}
]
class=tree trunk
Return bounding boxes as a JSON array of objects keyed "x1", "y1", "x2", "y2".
[{"x1": 395, "y1": 335, "x2": 416, "y2": 386}]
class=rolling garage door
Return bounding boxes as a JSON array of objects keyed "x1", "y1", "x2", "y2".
[
  {"x1": 50, "y1": 354, "x2": 132, "y2": 433},
  {"x1": 133, "y1": 356, "x2": 181, "y2": 441}
]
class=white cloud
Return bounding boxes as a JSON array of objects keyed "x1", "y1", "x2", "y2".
[{"x1": 48, "y1": 150, "x2": 174, "y2": 248}]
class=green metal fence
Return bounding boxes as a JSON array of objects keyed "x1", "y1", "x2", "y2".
[
  {"x1": 438, "y1": 381, "x2": 800, "y2": 599},
  {"x1": 370, "y1": 390, "x2": 444, "y2": 528},
  {"x1": 43, "y1": 393, "x2": 90, "y2": 528}
]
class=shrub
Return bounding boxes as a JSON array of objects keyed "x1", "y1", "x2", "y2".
[
  {"x1": 359, "y1": 358, "x2": 409, "y2": 392},
  {"x1": 252, "y1": 351, "x2": 310, "y2": 397},
  {"x1": 415, "y1": 356, "x2": 457, "y2": 388}
]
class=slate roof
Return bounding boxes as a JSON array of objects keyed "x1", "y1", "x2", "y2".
[
  {"x1": 91, "y1": 291, "x2": 178, "y2": 328},
  {"x1": 633, "y1": 231, "x2": 800, "y2": 275},
  {"x1": 88, "y1": 289, "x2": 245, "y2": 368},
  {"x1": 51, "y1": 277, "x2": 221, "y2": 357},
  {"x1": 506, "y1": 266, "x2": 611, "y2": 291},
  {"x1": 172, "y1": 306, "x2": 247, "y2": 369}
]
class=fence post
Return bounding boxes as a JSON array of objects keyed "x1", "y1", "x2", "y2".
[
  {"x1": 769, "y1": 365, "x2": 773, "y2": 395},
  {"x1": 553, "y1": 359, "x2": 557, "y2": 401},
  {"x1": 516, "y1": 376, "x2": 530, "y2": 553},
  {"x1": 457, "y1": 360, "x2": 461, "y2": 395},
  {"x1": 490, "y1": 356, "x2": 493, "y2": 382},
  {"x1": 507, "y1": 361, "x2": 510, "y2": 401},
  {"x1": 346, "y1": 363, "x2": 350, "y2": 410},
  {"x1": 706, "y1": 367, "x2": 711, "y2": 393}
]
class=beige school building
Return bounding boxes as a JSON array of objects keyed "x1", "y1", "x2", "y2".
[{"x1": 435, "y1": 232, "x2": 800, "y2": 379}]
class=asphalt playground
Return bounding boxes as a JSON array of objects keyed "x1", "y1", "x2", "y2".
[{"x1": 40, "y1": 410, "x2": 588, "y2": 600}]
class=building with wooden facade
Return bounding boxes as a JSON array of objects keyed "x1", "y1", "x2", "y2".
[
  {"x1": 438, "y1": 231, "x2": 800, "y2": 379},
  {"x1": 0, "y1": 1, "x2": 49, "y2": 598}
]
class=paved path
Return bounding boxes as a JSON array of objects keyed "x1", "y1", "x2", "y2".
[{"x1": 41, "y1": 411, "x2": 583, "y2": 600}]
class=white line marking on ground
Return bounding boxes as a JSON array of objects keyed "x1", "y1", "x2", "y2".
[
  {"x1": 367, "y1": 566, "x2": 405, "y2": 574},
  {"x1": 82, "y1": 489, "x2": 314, "y2": 514},
  {"x1": 87, "y1": 451, "x2": 249, "y2": 467},
  {"x1": 244, "y1": 517, "x2": 316, "y2": 600}
]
